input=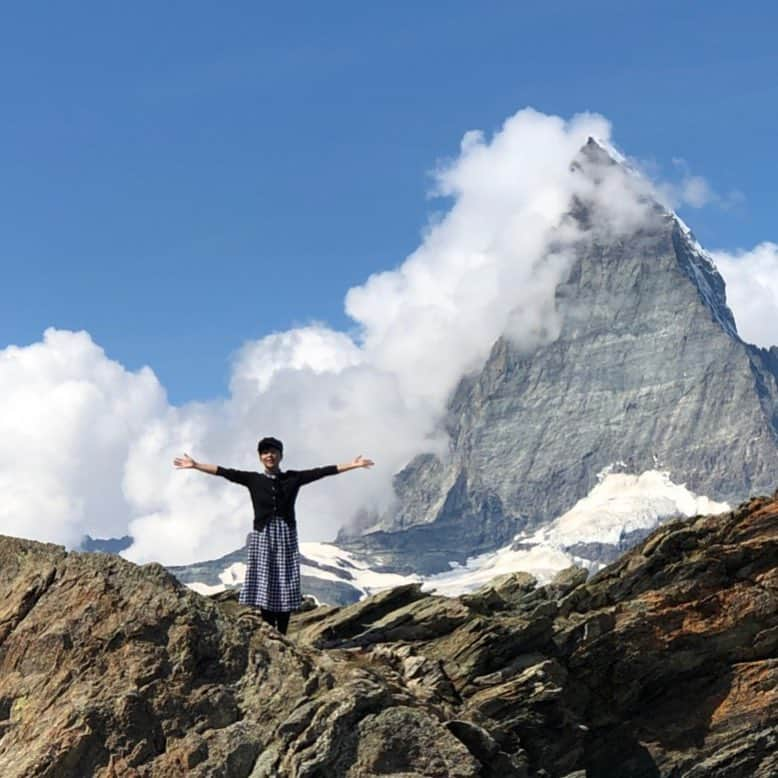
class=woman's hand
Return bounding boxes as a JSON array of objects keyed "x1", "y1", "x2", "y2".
[
  {"x1": 336, "y1": 455, "x2": 374, "y2": 473},
  {"x1": 173, "y1": 453, "x2": 197, "y2": 469},
  {"x1": 173, "y1": 455, "x2": 218, "y2": 474}
]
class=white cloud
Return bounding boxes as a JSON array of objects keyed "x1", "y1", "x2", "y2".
[
  {"x1": 652, "y1": 157, "x2": 744, "y2": 211},
  {"x1": 346, "y1": 109, "x2": 614, "y2": 406},
  {"x1": 711, "y1": 242, "x2": 778, "y2": 349},
  {"x1": 680, "y1": 175, "x2": 714, "y2": 208},
  {"x1": 229, "y1": 326, "x2": 363, "y2": 397},
  {"x1": 669, "y1": 158, "x2": 717, "y2": 208},
  {"x1": 3, "y1": 107, "x2": 760, "y2": 565},
  {"x1": 0, "y1": 329, "x2": 166, "y2": 548}
]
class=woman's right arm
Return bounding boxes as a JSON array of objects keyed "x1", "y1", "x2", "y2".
[
  {"x1": 174, "y1": 454, "x2": 254, "y2": 485},
  {"x1": 173, "y1": 453, "x2": 218, "y2": 474}
]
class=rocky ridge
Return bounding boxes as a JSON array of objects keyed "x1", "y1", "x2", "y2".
[{"x1": 1, "y1": 491, "x2": 776, "y2": 776}]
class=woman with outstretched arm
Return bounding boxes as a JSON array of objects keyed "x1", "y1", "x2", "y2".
[{"x1": 174, "y1": 436, "x2": 373, "y2": 635}]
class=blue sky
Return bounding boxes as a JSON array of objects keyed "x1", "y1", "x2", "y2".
[{"x1": 2, "y1": 1, "x2": 777, "y2": 404}]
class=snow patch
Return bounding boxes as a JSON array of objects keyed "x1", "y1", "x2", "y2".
[
  {"x1": 528, "y1": 469, "x2": 730, "y2": 548},
  {"x1": 218, "y1": 562, "x2": 246, "y2": 587},
  {"x1": 423, "y1": 545, "x2": 589, "y2": 597},
  {"x1": 300, "y1": 542, "x2": 420, "y2": 595}
]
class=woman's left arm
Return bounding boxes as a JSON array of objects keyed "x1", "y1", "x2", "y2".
[
  {"x1": 337, "y1": 455, "x2": 374, "y2": 473},
  {"x1": 294, "y1": 457, "x2": 375, "y2": 486}
]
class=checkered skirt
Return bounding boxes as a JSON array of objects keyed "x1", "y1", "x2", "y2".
[{"x1": 239, "y1": 518, "x2": 301, "y2": 612}]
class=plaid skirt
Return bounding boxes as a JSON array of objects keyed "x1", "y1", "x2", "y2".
[{"x1": 239, "y1": 518, "x2": 301, "y2": 612}]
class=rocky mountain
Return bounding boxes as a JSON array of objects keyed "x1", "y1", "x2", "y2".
[
  {"x1": 1, "y1": 492, "x2": 775, "y2": 776},
  {"x1": 337, "y1": 140, "x2": 778, "y2": 574}
]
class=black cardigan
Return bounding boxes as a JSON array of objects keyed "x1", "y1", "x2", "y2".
[{"x1": 216, "y1": 465, "x2": 338, "y2": 529}]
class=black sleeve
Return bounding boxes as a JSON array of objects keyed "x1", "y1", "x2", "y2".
[
  {"x1": 291, "y1": 465, "x2": 339, "y2": 486},
  {"x1": 216, "y1": 467, "x2": 255, "y2": 486}
]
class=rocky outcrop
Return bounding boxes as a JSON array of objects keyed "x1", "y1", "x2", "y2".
[
  {"x1": 301, "y1": 495, "x2": 778, "y2": 776},
  {"x1": 0, "y1": 538, "x2": 471, "y2": 777},
  {"x1": 338, "y1": 143, "x2": 778, "y2": 573},
  {"x1": 1, "y1": 492, "x2": 776, "y2": 776}
]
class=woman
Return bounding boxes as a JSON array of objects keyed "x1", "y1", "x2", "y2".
[{"x1": 174, "y1": 436, "x2": 373, "y2": 634}]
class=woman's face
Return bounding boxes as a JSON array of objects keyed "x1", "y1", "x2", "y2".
[{"x1": 259, "y1": 448, "x2": 282, "y2": 471}]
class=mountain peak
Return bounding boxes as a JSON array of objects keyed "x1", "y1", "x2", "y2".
[
  {"x1": 572, "y1": 137, "x2": 738, "y2": 340},
  {"x1": 341, "y1": 143, "x2": 778, "y2": 574},
  {"x1": 576, "y1": 135, "x2": 629, "y2": 169}
]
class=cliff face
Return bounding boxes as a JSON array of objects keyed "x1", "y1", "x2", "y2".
[
  {"x1": 339, "y1": 144, "x2": 778, "y2": 573},
  {"x1": 1, "y1": 492, "x2": 776, "y2": 777}
]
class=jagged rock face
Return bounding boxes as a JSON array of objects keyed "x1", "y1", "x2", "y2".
[
  {"x1": 295, "y1": 495, "x2": 778, "y2": 777},
  {"x1": 340, "y1": 148, "x2": 778, "y2": 573},
  {"x1": 0, "y1": 538, "x2": 477, "y2": 777},
  {"x1": 1, "y1": 494, "x2": 775, "y2": 776}
]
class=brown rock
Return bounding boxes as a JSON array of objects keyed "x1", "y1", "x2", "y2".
[{"x1": 1, "y1": 491, "x2": 776, "y2": 776}]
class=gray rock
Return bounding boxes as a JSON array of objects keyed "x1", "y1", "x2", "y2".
[
  {"x1": 336, "y1": 706, "x2": 482, "y2": 778},
  {"x1": 293, "y1": 583, "x2": 430, "y2": 648},
  {"x1": 549, "y1": 565, "x2": 589, "y2": 593},
  {"x1": 459, "y1": 572, "x2": 534, "y2": 611},
  {"x1": 446, "y1": 719, "x2": 529, "y2": 778}
]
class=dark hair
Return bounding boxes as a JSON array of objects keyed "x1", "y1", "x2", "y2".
[{"x1": 257, "y1": 436, "x2": 284, "y2": 454}]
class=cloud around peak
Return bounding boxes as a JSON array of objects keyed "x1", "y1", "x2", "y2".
[{"x1": 711, "y1": 242, "x2": 778, "y2": 349}]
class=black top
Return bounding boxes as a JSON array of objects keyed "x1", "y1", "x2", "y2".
[{"x1": 216, "y1": 465, "x2": 338, "y2": 530}]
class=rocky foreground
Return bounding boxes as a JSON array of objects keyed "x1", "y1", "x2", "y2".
[{"x1": 1, "y1": 496, "x2": 776, "y2": 777}]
